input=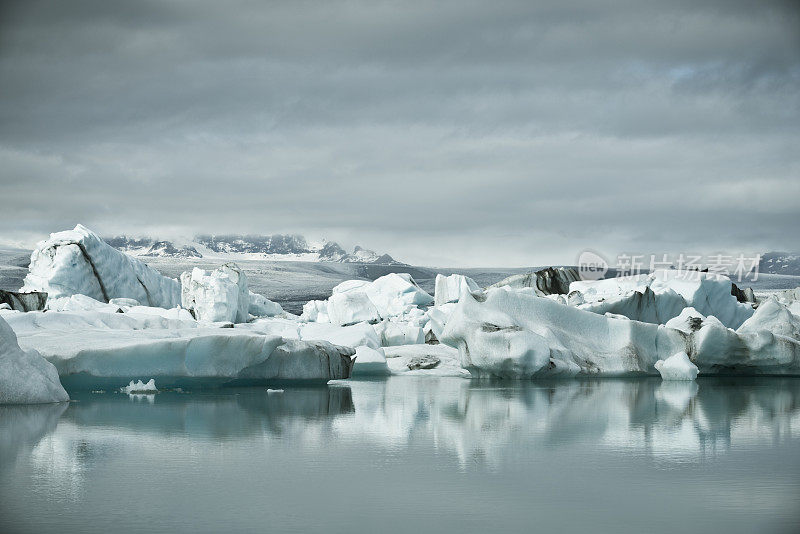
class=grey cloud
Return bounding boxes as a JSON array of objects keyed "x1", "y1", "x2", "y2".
[{"x1": 0, "y1": 0, "x2": 798, "y2": 266}]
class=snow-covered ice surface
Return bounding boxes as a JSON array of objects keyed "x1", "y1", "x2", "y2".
[
  {"x1": 0, "y1": 316, "x2": 69, "y2": 404},
  {"x1": 21, "y1": 225, "x2": 181, "y2": 308}
]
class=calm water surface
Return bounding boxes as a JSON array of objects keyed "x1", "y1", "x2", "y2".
[{"x1": 1, "y1": 377, "x2": 799, "y2": 534}]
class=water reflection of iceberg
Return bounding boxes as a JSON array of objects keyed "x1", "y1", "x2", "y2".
[
  {"x1": 335, "y1": 378, "x2": 800, "y2": 468},
  {"x1": 3, "y1": 378, "x2": 799, "y2": 479},
  {"x1": 0, "y1": 403, "x2": 67, "y2": 469}
]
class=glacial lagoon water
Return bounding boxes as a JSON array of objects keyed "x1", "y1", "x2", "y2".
[{"x1": 2, "y1": 378, "x2": 799, "y2": 534}]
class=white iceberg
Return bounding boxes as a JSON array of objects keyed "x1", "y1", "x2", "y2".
[
  {"x1": 654, "y1": 352, "x2": 699, "y2": 380},
  {"x1": 434, "y1": 273, "x2": 479, "y2": 306},
  {"x1": 351, "y1": 346, "x2": 390, "y2": 376},
  {"x1": 570, "y1": 270, "x2": 754, "y2": 329},
  {"x1": 181, "y1": 263, "x2": 249, "y2": 323},
  {"x1": 439, "y1": 285, "x2": 800, "y2": 378},
  {"x1": 0, "y1": 316, "x2": 69, "y2": 404},
  {"x1": 327, "y1": 291, "x2": 380, "y2": 326},
  {"x1": 121, "y1": 379, "x2": 158, "y2": 394},
  {"x1": 22, "y1": 224, "x2": 181, "y2": 308},
  {"x1": 3, "y1": 309, "x2": 354, "y2": 388}
]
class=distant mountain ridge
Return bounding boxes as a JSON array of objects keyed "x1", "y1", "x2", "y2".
[
  {"x1": 759, "y1": 252, "x2": 800, "y2": 276},
  {"x1": 104, "y1": 234, "x2": 402, "y2": 265}
]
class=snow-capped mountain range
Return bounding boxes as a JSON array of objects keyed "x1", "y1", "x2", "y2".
[
  {"x1": 759, "y1": 252, "x2": 800, "y2": 276},
  {"x1": 104, "y1": 234, "x2": 403, "y2": 264}
]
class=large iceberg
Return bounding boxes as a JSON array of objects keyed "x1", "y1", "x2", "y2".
[
  {"x1": 439, "y1": 285, "x2": 800, "y2": 378},
  {"x1": 22, "y1": 225, "x2": 181, "y2": 308},
  {"x1": 0, "y1": 316, "x2": 69, "y2": 404},
  {"x1": 181, "y1": 263, "x2": 249, "y2": 323},
  {"x1": 3, "y1": 309, "x2": 354, "y2": 388},
  {"x1": 569, "y1": 270, "x2": 754, "y2": 329},
  {"x1": 440, "y1": 286, "x2": 684, "y2": 378}
]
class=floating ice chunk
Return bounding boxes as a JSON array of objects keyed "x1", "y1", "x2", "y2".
[
  {"x1": 181, "y1": 263, "x2": 249, "y2": 323},
  {"x1": 351, "y1": 346, "x2": 390, "y2": 376},
  {"x1": 0, "y1": 316, "x2": 69, "y2": 404},
  {"x1": 434, "y1": 274, "x2": 479, "y2": 306},
  {"x1": 248, "y1": 292, "x2": 283, "y2": 317},
  {"x1": 121, "y1": 379, "x2": 158, "y2": 394},
  {"x1": 22, "y1": 224, "x2": 181, "y2": 307},
  {"x1": 654, "y1": 352, "x2": 699, "y2": 381},
  {"x1": 327, "y1": 291, "x2": 380, "y2": 326}
]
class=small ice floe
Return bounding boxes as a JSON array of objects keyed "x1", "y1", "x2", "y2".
[
  {"x1": 267, "y1": 388, "x2": 284, "y2": 394},
  {"x1": 654, "y1": 352, "x2": 699, "y2": 381},
  {"x1": 121, "y1": 379, "x2": 159, "y2": 394}
]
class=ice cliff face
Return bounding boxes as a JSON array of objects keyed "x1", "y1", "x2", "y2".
[
  {"x1": 22, "y1": 225, "x2": 181, "y2": 308},
  {"x1": 0, "y1": 315, "x2": 69, "y2": 404}
]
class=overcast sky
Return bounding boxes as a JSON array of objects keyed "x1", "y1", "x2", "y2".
[{"x1": 0, "y1": 0, "x2": 798, "y2": 266}]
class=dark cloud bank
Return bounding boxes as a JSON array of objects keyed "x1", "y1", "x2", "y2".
[{"x1": 0, "y1": 0, "x2": 798, "y2": 266}]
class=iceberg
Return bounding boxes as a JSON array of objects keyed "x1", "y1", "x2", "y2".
[
  {"x1": 654, "y1": 352, "x2": 699, "y2": 380},
  {"x1": 434, "y1": 274, "x2": 479, "y2": 306},
  {"x1": 487, "y1": 267, "x2": 580, "y2": 295},
  {"x1": 0, "y1": 289, "x2": 47, "y2": 312},
  {"x1": 569, "y1": 270, "x2": 754, "y2": 329},
  {"x1": 306, "y1": 273, "x2": 433, "y2": 325},
  {"x1": 439, "y1": 285, "x2": 800, "y2": 378},
  {"x1": 121, "y1": 379, "x2": 158, "y2": 394},
  {"x1": 0, "y1": 316, "x2": 69, "y2": 404},
  {"x1": 327, "y1": 291, "x2": 381, "y2": 326},
  {"x1": 180, "y1": 263, "x2": 249, "y2": 323},
  {"x1": 248, "y1": 291, "x2": 283, "y2": 317},
  {"x1": 21, "y1": 224, "x2": 181, "y2": 308},
  {"x1": 3, "y1": 309, "x2": 354, "y2": 388}
]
